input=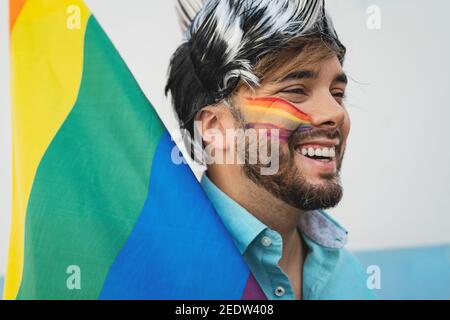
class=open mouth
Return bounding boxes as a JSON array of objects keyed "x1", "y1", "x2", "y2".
[{"x1": 294, "y1": 146, "x2": 336, "y2": 162}]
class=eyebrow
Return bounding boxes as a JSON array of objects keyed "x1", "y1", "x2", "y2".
[
  {"x1": 276, "y1": 70, "x2": 348, "y2": 85},
  {"x1": 333, "y1": 72, "x2": 348, "y2": 85},
  {"x1": 278, "y1": 70, "x2": 317, "y2": 82}
]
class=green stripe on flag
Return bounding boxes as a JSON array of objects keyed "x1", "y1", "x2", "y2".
[{"x1": 18, "y1": 16, "x2": 164, "y2": 299}]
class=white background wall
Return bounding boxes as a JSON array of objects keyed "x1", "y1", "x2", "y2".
[{"x1": 1, "y1": 0, "x2": 450, "y2": 276}]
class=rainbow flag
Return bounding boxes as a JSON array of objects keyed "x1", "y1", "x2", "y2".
[{"x1": 5, "y1": 0, "x2": 266, "y2": 299}]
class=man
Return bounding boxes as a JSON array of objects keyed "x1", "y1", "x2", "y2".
[{"x1": 166, "y1": 0, "x2": 375, "y2": 300}]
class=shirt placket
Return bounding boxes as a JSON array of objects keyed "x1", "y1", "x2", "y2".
[{"x1": 258, "y1": 229, "x2": 297, "y2": 300}]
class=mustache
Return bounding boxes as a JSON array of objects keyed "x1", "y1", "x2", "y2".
[{"x1": 288, "y1": 127, "x2": 341, "y2": 147}]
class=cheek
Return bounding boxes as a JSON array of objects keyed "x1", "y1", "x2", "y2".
[
  {"x1": 339, "y1": 112, "x2": 351, "y2": 155},
  {"x1": 342, "y1": 111, "x2": 351, "y2": 139},
  {"x1": 240, "y1": 97, "x2": 313, "y2": 142}
]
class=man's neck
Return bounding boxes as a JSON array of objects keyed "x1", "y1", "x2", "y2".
[{"x1": 207, "y1": 165, "x2": 302, "y2": 235}]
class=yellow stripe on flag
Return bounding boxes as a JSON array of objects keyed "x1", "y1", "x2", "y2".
[{"x1": 5, "y1": 0, "x2": 91, "y2": 299}]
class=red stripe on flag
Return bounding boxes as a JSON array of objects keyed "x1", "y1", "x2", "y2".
[{"x1": 10, "y1": 0, "x2": 27, "y2": 33}]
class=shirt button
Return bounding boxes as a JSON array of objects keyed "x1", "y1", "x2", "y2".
[
  {"x1": 261, "y1": 236, "x2": 272, "y2": 247},
  {"x1": 275, "y1": 286, "x2": 285, "y2": 297}
]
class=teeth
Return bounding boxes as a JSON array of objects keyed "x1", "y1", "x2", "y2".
[
  {"x1": 314, "y1": 148, "x2": 322, "y2": 157},
  {"x1": 299, "y1": 146, "x2": 336, "y2": 158},
  {"x1": 329, "y1": 148, "x2": 336, "y2": 157}
]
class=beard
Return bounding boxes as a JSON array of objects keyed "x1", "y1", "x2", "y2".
[{"x1": 239, "y1": 123, "x2": 344, "y2": 211}]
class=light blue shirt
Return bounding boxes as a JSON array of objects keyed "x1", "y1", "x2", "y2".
[{"x1": 201, "y1": 174, "x2": 376, "y2": 300}]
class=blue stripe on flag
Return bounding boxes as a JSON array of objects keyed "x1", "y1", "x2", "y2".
[{"x1": 99, "y1": 131, "x2": 250, "y2": 299}]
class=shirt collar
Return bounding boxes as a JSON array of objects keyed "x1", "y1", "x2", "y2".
[
  {"x1": 299, "y1": 210, "x2": 348, "y2": 249},
  {"x1": 200, "y1": 174, "x2": 348, "y2": 252}
]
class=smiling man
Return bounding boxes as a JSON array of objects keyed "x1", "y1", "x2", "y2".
[{"x1": 166, "y1": 0, "x2": 375, "y2": 300}]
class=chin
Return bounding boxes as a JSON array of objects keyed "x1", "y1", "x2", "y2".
[{"x1": 294, "y1": 162, "x2": 338, "y2": 184}]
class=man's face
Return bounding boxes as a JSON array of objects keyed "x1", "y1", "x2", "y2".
[{"x1": 232, "y1": 55, "x2": 350, "y2": 211}]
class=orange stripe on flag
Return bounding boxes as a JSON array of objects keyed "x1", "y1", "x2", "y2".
[{"x1": 9, "y1": 0, "x2": 27, "y2": 32}]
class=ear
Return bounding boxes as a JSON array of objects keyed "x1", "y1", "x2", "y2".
[{"x1": 195, "y1": 104, "x2": 235, "y2": 150}]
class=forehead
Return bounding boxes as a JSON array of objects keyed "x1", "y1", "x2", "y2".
[
  {"x1": 274, "y1": 56, "x2": 345, "y2": 84},
  {"x1": 264, "y1": 55, "x2": 343, "y2": 86},
  {"x1": 252, "y1": 38, "x2": 344, "y2": 84}
]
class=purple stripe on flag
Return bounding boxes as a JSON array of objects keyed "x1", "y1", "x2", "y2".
[{"x1": 241, "y1": 273, "x2": 267, "y2": 300}]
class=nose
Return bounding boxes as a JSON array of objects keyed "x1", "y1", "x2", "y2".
[{"x1": 308, "y1": 92, "x2": 346, "y2": 130}]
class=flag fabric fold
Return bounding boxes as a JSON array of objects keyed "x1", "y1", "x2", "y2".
[{"x1": 6, "y1": 0, "x2": 267, "y2": 300}]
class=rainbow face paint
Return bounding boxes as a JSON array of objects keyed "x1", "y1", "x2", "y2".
[{"x1": 241, "y1": 97, "x2": 313, "y2": 142}]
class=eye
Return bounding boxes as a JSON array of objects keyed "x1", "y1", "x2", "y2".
[
  {"x1": 332, "y1": 90, "x2": 346, "y2": 104},
  {"x1": 281, "y1": 87, "x2": 307, "y2": 95},
  {"x1": 278, "y1": 86, "x2": 308, "y2": 103}
]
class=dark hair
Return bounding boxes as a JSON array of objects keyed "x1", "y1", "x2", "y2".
[{"x1": 165, "y1": 0, "x2": 345, "y2": 139}]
